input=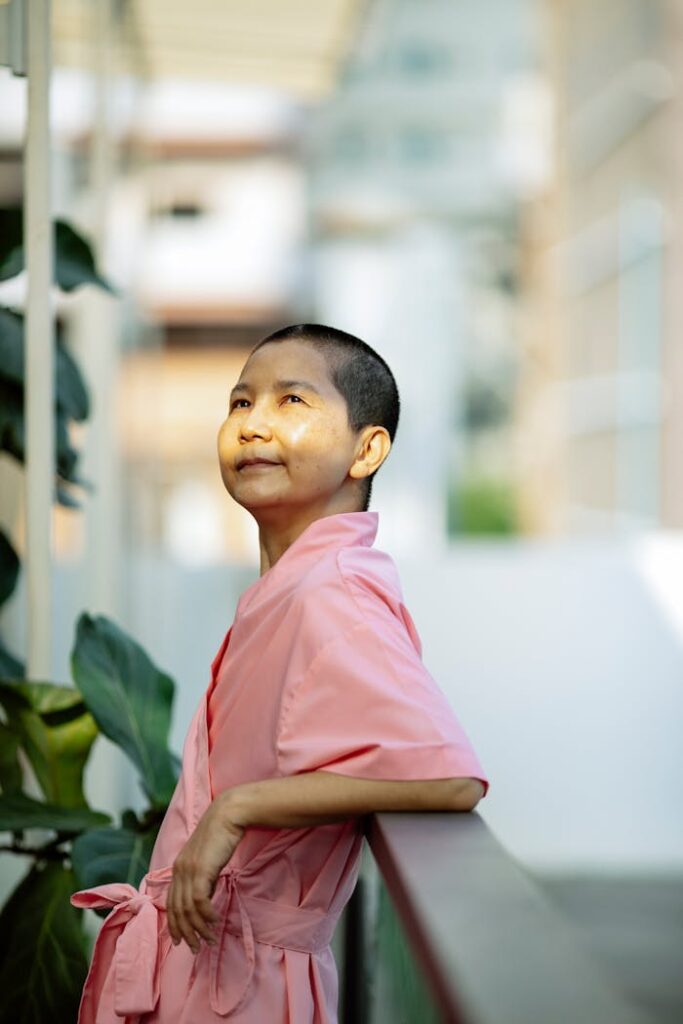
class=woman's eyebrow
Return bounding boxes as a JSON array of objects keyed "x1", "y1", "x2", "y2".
[
  {"x1": 230, "y1": 378, "x2": 323, "y2": 398},
  {"x1": 275, "y1": 378, "x2": 323, "y2": 395}
]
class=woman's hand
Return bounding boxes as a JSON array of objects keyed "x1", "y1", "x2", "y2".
[{"x1": 166, "y1": 792, "x2": 245, "y2": 954}]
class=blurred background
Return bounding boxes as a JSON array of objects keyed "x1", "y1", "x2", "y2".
[{"x1": 1, "y1": 0, "x2": 682, "y2": 1018}]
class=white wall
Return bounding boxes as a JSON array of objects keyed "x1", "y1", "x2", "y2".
[{"x1": 397, "y1": 534, "x2": 683, "y2": 874}]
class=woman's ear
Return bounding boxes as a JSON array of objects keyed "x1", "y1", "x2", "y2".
[{"x1": 349, "y1": 426, "x2": 391, "y2": 482}]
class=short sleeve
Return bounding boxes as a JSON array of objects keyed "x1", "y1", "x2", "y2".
[{"x1": 276, "y1": 618, "x2": 489, "y2": 797}]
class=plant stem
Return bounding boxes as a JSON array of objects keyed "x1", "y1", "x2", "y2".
[{"x1": 0, "y1": 836, "x2": 69, "y2": 860}]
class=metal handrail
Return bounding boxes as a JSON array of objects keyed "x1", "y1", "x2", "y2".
[{"x1": 340, "y1": 810, "x2": 658, "y2": 1024}]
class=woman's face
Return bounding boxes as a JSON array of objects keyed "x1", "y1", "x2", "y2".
[{"x1": 217, "y1": 340, "x2": 366, "y2": 517}]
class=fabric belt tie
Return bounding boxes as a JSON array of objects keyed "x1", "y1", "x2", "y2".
[
  {"x1": 71, "y1": 881, "x2": 171, "y2": 1017},
  {"x1": 71, "y1": 866, "x2": 338, "y2": 1019}
]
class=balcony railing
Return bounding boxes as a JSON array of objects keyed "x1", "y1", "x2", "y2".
[{"x1": 339, "y1": 811, "x2": 658, "y2": 1024}]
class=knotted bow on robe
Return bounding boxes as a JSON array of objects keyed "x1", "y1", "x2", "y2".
[{"x1": 71, "y1": 864, "x2": 338, "y2": 1021}]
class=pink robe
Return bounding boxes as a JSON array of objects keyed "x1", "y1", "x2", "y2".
[{"x1": 71, "y1": 510, "x2": 489, "y2": 1023}]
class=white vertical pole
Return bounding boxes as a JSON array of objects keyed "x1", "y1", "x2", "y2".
[
  {"x1": 86, "y1": 0, "x2": 123, "y2": 619},
  {"x1": 24, "y1": 0, "x2": 53, "y2": 680}
]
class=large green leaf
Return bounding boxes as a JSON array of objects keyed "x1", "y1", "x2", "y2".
[
  {"x1": 0, "y1": 308, "x2": 90, "y2": 420},
  {"x1": 56, "y1": 332, "x2": 90, "y2": 420},
  {"x1": 0, "y1": 375, "x2": 24, "y2": 462},
  {"x1": 0, "y1": 639, "x2": 24, "y2": 680},
  {"x1": 0, "y1": 861, "x2": 89, "y2": 1024},
  {"x1": 0, "y1": 791, "x2": 110, "y2": 832},
  {"x1": 0, "y1": 527, "x2": 19, "y2": 609},
  {"x1": 0, "y1": 681, "x2": 99, "y2": 807},
  {"x1": 71, "y1": 613, "x2": 179, "y2": 807},
  {"x1": 0, "y1": 680, "x2": 31, "y2": 711},
  {"x1": 0, "y1": 208, "x2": 22, "y2": 271},
  {"x1": 55, "y1": 405, "x2": 79, "y2": 480},
  {"x1": 0, "y1": 307, "x2": 22, "y2": 383},
  {"x1": 29, "y1": 682, "x2": 99, "y2": 804},
  {"x1": 0, "y1": 721, "x2": 22, "y2": 793},
  {"x1": 53, "y1": 220, "x2": 117, "y2": 293},
  {"x1": 72, "y1": 822, "x2": 160, "y2": 891},
  {"x1": 0, "y1": 208, "x2": 115, "y2": 294},
  {"x1": 0, "y1": 374, "x2": 93, "y2": 507},
  {"x1": 55, "y1": 481, "x2": 85, "y2": 509}
]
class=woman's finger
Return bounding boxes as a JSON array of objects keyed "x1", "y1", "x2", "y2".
[
  {"x1": 183, "y1": 874, "x2": 217, "y2": 945},
  {"x1": 178, "y1": 871, "x2": 201, "y2": 953},
  {"x1": 166, "y1": 876, "x2": 180, "y2": 944},
  {"x1": 191, "y1": 875, "x2": 219, "y2": 941}
]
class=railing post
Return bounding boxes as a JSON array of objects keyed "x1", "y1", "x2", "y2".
[{"x1": 340, "y1": 872, "x2": 370, "y2": 1024}]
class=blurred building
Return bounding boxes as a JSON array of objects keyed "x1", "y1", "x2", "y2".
[
  {"x1": 517, "y1": 0, "x2": 683, "y2": 534},
  {"x1": 305, "y1": 0, "x2": 545, "y2": 549}
]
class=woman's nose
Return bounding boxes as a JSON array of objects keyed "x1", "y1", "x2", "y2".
[{"x1": 239, "y1": 403, "x2": 273, "y2": 441}]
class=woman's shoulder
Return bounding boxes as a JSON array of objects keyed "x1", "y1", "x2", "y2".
[
  {"x1": 293, "y1": 543, "x2": 424, "y2": 659},
  {"x1": 275, "y1": 541, "x2": 422, "y2": 658},
  {"x1": 336, "y1": 543, "x2": 404, "y2": 613}
]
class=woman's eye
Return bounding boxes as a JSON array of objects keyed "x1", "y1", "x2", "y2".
[
  {"x1": 282, "y1": 394, "x2": 303, "y2": 404},
  {"x1": 230, "y1": 399, "x2": 249, "y2": 410}
]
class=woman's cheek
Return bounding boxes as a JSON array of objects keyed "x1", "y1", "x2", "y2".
[
  {"x1": 216, "y1": 427, "x2": 236, "y2": 469},
  {"x1": 286, "y1": 420, "x2": 314, "y2": 445}
]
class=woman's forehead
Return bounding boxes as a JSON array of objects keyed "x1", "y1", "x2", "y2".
[{"x1": 239, "y1": 339, "x2": 336, "y2": 390}]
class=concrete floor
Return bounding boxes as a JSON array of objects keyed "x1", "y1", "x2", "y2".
[{"x1": 533, "y1": 874, "x2": 683, "y2": 1024}]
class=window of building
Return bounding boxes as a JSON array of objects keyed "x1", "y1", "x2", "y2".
[
  {"x1": 396, "y1": 127, "x2": 448, "y2": 163},
  {"x1": 334, "y1": 128, "x2": 368, "y2": 163},
  {"x1": 396, "y1": 43, "x2": 452, "y2": 76}
]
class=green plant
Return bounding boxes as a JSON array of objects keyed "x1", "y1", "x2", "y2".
[
  {"x1": 448, "y1": 473, "x2": 519, "y2": 536},
  {"x1": 0, "y1": 211, "x2": 178, "y2": 1022},
  {"x1": 0, "y1": 613, "x2": 180, "y2": 1024},
  {"x1": 0, "y1": 205, "x2": 117, "y2": 674}
]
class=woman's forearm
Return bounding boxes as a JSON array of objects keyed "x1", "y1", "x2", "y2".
[{"x1": 220, "y1": 771, "x2": 483, "y2": 829}]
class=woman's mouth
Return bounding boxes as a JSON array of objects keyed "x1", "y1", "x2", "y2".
[{"x1": 237, "y1": 460, "x2": 282, "y2": 471}]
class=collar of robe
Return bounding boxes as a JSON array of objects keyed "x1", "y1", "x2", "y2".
[{"x1": 236, "y1": 510, "x2": 379, "y2": 617}]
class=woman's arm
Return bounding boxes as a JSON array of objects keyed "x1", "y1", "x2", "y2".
[
  {"x1": 223, "y1": 771, "x2": 485, "y2": 828},
  {"x1": 166, "y1": 772, "x2": 484, "y2": 953}
]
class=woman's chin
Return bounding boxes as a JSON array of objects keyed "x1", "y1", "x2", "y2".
[{"x1": 231, "y1": 484, "x2": 291, "y2": 512}]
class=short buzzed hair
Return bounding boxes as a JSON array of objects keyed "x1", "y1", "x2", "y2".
[{"x1": 251, "y1": 323, "x2": 400, "y2": 510}]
